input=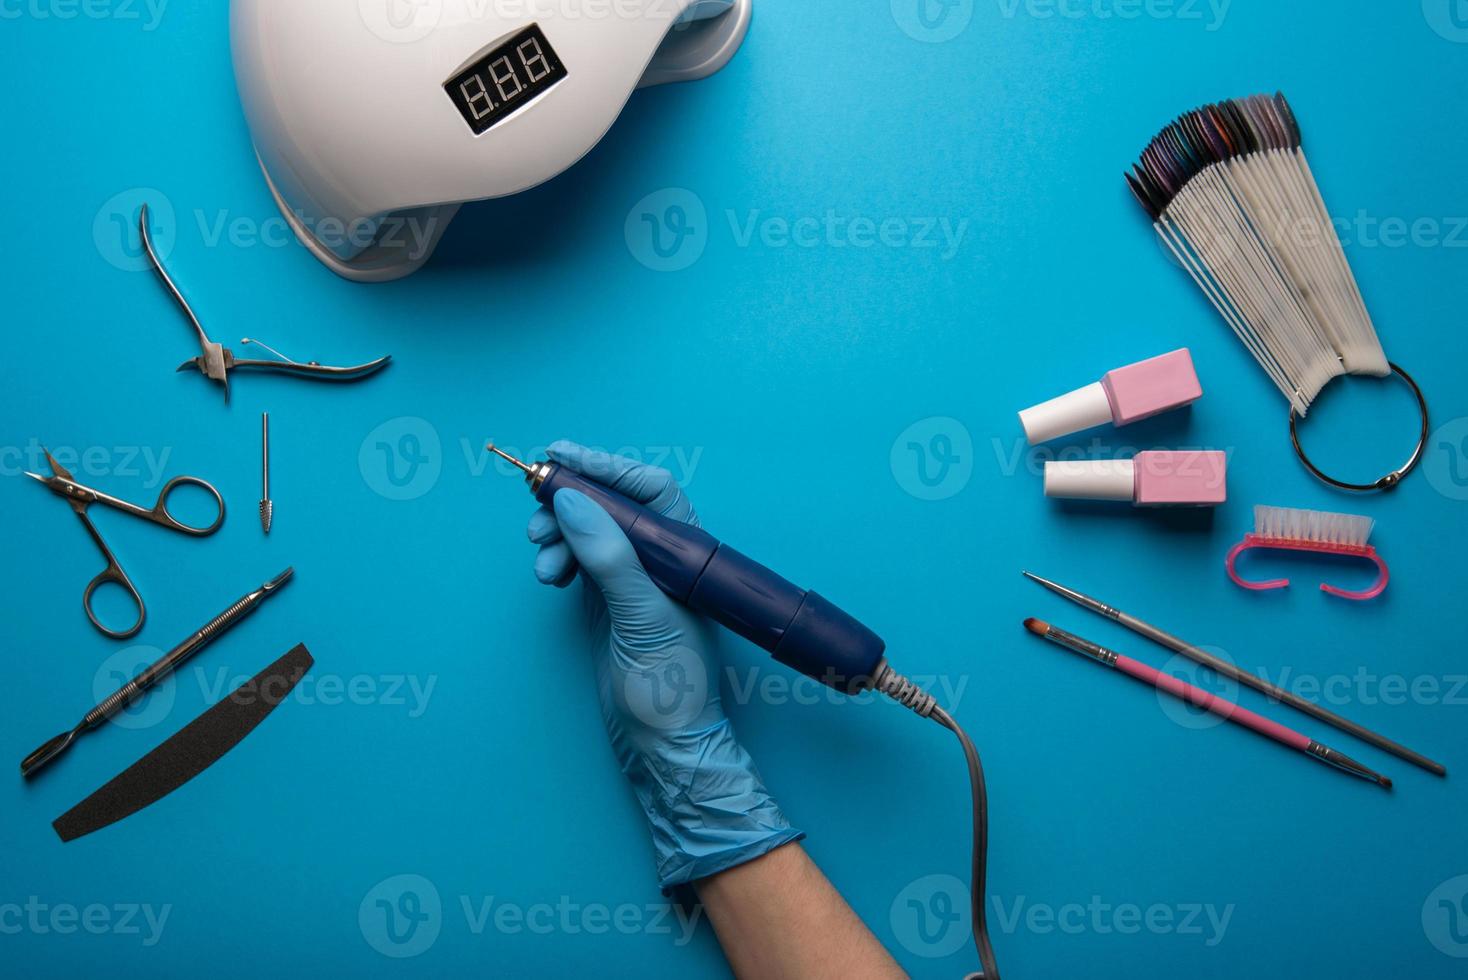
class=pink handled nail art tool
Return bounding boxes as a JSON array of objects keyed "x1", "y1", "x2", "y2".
[{"x1": 1024, "y1": 618, "x2": 1392, "y2": 789}]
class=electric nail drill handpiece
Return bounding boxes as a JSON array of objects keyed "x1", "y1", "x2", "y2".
[
  {"x1": 490, "y1": 443, "x2": 1003, "y2": 979},
  {"x1": 490, "y1": 445, "x2": 885, "y2": 692}
]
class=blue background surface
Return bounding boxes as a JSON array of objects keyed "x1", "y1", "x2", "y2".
[{"x1": 3, "y1": 1, "x2": 1467, "y2": 976}]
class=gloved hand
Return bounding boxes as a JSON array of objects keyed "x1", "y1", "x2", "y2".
[{"x1": 527, "y1": 441, "x2": 803, "y2": 889}]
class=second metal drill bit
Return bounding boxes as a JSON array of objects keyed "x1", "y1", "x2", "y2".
[{"x1": 260, "y1": 412, "x2": 273, "y2": 534}]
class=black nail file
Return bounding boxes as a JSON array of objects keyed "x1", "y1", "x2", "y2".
[{"x1": 53, "y1": 643, "x2": 314, "y2": 842}]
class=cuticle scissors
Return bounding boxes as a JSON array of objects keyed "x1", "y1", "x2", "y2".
[{"x1": 26, "y1": 448, "x2": 225, "y2": 639}]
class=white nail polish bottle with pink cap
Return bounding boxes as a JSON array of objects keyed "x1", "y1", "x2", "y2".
[
  {"x1": 1043, "y1": 451, "x2": 1228, "y2": 507},
  {"x1": 1019, "y1": 349, "x2": 1202, "y2": 445}
]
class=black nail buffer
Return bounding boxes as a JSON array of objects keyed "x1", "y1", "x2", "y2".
[{"x1": 53, "y1": 643, "x2": 314, "y2": 842}]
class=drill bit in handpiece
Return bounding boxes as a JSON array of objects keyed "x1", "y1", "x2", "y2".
[
  {"x1": 20, "y1": 568, "x2": 294, "y2": 778},
  {"x1": 486, "y1": 443, "x2": 532, "y2": 474},
  {"x1": 260, "y1": 412, "x2": 273, "y2": 534}
]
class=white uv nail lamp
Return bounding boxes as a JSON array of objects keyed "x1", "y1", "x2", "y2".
[{"x1": 231, "y1": 0, "x2": 751, "y2": 282}]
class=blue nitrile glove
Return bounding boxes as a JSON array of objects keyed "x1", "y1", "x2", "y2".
[{"x1": 526, "y1": 440, "x2": 803, "y2": 888}]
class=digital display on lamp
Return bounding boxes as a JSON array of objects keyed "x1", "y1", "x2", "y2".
[{"x1": 445, "y1": 24, "x2": 568, "y2": 136}]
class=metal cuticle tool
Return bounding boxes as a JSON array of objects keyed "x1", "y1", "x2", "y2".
[
  {"x1": 20, "y1": 568, "x2": 295, "y2": 779},
  {"x1": 260, "y1": 412, "x2": 273, "y2": 534},
  {"x1": 139, "y1": 204, "x2": 392, "y2": 402}
]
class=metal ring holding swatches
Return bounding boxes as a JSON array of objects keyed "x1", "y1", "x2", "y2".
[{"x1": 1289, "y1": 362, "x2": 1429, "y2": 492}]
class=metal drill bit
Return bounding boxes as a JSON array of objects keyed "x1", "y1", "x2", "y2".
[
  {"x1": 486, "y1": 442, "x2": 532, "y2": 474},
  {"x1": 21, "y1": 568, "x2": 294, "y2": 778},
  {"x1": 486, "y1": 443, "x2": 555, "y2": 492},
  {"x1": 260, "y1": 412, "x2": 273, "y2": 534}
]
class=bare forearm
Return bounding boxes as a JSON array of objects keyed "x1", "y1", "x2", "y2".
[{"x1": 694, "y1": 842, "x2": 905, "y2": 980}]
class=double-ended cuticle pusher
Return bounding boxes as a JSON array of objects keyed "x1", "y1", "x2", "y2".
[{"x1": 21, "y1": 568, "x2": 294, "y2": 778}]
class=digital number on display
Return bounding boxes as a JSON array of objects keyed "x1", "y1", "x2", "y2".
[{"x1": 445, "y1": 24, "x2": 568, "y2": 135}]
